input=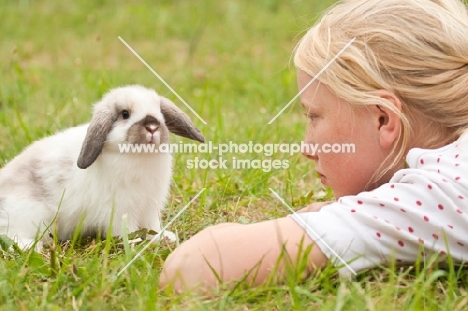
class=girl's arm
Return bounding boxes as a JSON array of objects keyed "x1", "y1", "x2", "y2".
[{"x1": 160, "y1": 217, "x2": 328, "y2": 293}]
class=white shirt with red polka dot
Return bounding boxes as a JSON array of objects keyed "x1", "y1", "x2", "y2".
[{"x1": 290, "y1": 134, "x2": 468, "y2": 275}]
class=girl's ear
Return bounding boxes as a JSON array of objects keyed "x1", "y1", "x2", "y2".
[{"x1": 374, "y1": 90, "x2": 402, "y2": 149}]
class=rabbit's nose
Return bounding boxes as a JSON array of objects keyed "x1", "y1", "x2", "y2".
[{"x1": 146, "y1": 124, "x2": 159, "y2": 134}]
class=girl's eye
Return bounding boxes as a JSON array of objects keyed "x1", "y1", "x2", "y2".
[
  {"x1": 303, "y1": 112, "x2": 317, "y2": 121},
  {"x1": 122, "y1": 110, "x2": 130, "y2": 119}
]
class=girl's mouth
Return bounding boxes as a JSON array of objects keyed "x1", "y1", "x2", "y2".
[{"x1": 316, "y1": 171, "x2": 326, "y2": 185}]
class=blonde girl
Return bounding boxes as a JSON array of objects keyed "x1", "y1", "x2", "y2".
[{"x1": 160, "y1": 0, "x2": 468, "y2": 291}]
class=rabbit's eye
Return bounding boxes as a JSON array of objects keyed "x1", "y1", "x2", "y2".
[{"x1": 122, "y1": 110, "x2": 130, "y2": 119}]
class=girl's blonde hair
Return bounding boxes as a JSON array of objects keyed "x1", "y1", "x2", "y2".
[{"x1": 294, "y1": 0, "x2": 468, "y2": 184}]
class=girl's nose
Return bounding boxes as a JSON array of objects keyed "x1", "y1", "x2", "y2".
[{"x1": 301, "y1": 141, "x2": 318, "y2": 160}]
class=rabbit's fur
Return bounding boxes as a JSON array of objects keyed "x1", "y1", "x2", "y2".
[{"x1": 0, "y1": 85, "x2": 204, "y2": 250}]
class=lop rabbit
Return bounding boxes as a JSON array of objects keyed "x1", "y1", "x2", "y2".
[{"x1": 0, "y1": 85, "x2": 204, "y2": 250}]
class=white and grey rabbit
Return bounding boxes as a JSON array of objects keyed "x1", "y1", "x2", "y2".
[{"x1": 0, "y1": 85, "x2": 204, "y2": 250}]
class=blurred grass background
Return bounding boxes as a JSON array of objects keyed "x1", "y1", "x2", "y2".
[
  {"x1": 1, "y1": 0, "x2": 466, "y2": 310},
  {"x1": 1, "y1": 0, "x2": 334, "y2": 231}
]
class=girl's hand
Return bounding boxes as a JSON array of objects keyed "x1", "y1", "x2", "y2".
[{"x1": 297, "y1": 201, "x2": 333, "y2": 213}]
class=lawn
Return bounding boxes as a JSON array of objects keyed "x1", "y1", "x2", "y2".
[{"x1": 1, "y1": 0, "x2": 467, "y2": 310}]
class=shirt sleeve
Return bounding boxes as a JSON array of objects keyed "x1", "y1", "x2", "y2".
[{"x1": 290, "y1": 140, "x2": 468, "y2": 275}]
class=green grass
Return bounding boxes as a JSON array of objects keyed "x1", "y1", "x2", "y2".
[{"x1": 1, "y1": 0, "x2": 467, "y2": 310}]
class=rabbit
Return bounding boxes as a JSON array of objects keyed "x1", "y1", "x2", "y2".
[{"x1": 0, "y1": 85, "x2": 205, "y2": 251}]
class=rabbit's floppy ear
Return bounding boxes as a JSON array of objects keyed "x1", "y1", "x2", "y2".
[
  {"x1": 160, "y1": 97, "x2": 205, "y2": 142},
  {"x1": 77, "y1": 110, "x2": 116, "y2": 169}
]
